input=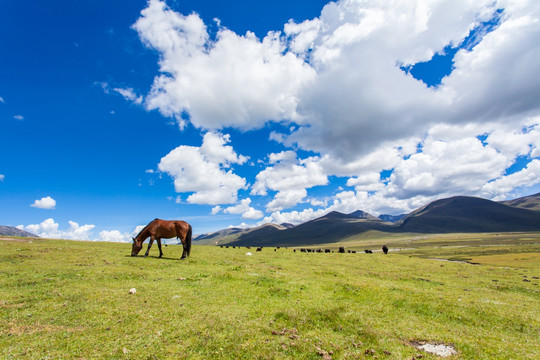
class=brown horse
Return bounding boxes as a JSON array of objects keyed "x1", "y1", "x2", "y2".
[{"x1": 131, "y1": 219, "x2": 192, "y2": 259}]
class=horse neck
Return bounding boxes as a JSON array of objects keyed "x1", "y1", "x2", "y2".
[{"x1": 134, "y1": 227, "x2": 150, "y2": 243}]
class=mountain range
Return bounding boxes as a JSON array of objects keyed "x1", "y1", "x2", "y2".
[
  {"x1": 0, "y1": 225, "x2": 38, "y2": 238},
  {"x1": 195, "y1": 193, "x2": 540, "y2": 247}
]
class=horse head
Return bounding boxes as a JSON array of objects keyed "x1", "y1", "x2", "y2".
[{"x1": 131, "y1": 237, "x2": 143, "y2": 256}]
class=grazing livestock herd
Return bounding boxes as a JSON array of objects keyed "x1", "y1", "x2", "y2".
[{"x1": 219, "y1": 244, "x2": 390, "y2": 254}]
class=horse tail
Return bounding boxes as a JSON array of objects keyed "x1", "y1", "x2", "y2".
[{"x1": 186, "y1": 224, "x2": 192, "y2": 257}]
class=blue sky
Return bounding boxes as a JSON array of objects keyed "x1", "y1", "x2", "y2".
[{"x1": 2, "y1": 0, "x2": 539, "y2": 241}]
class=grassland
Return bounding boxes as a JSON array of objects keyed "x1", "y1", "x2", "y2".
[{"x1": 1, "y1": 234, "x2": 539, "y2": 359}]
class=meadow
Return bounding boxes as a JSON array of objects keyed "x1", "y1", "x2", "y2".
[{"x1": 1, "y1": 234, "x2": 539, "y2": 359}]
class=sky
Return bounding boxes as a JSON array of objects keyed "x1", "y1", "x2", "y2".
[{"x1": 1, "y1": 0, "x2": 540, "y2": 242}]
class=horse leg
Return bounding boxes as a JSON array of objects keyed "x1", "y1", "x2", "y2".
[
  {"x1": 179, "y1": 236, "x2": 187, "y2": 260},
  {"x1": 157, "y1": 238, "x2": 163, "y2": 258},
  {"x1": 145, "y1": 236, "x2": 155, "y2": 257}
]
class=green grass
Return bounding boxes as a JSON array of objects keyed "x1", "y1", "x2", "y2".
[{"x1": 1, "y1": 236, "x2": 539, "y2": 359}]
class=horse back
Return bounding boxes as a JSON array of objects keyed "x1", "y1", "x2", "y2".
[{"x1": 152, "y1": 219, "x2": 190, "y2": 239}]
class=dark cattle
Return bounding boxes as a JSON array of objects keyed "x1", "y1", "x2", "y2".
[
  {"x1": 364, "y1": 250, "x2": 373, "y2": 254},
  {"x1": 317, "y1": 249, "x2": 323, "y2": 253},
  {"x1": 382, "y1": 245, "x2": 389, "y2": 254},
  {"x1": 325, "y1": 249, "x2": 331, "y2": 253},
  {"x1": 338, "y1": 247, "x2": 345, "y2": 253},
  {"x1": 256, "y1": 247, "x2": 262, "y2": 252}
]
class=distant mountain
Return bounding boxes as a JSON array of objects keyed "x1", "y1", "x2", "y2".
[
  {"x1": 400, "y1": 196, "x2": 540, "y2": 233},
  {"x1": 501, "y1": 192, "x2": 540, "y2": 212},
  {"x1": 378, "y1": 214, "x2": 407, "y2": 223},
  {"x1": 225, "y1": 210, "x2": 390, "y2": 247},
  {"x1": 198, "y1": 194, "x2": 540, "y2": 247},
  {"x1": 194, "y1": 223, "x2": 292, "y2": 246},
  {"x1": 194, "y1": 227, "x2": 245, "y2": 245},
  {"x1": 0, "y1": 225, "x2": 38, "y2": 238},
  {"x1": 349, "y1": 210, "x2": 380, "y2": 220}
]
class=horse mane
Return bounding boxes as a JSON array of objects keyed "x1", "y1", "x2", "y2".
[{"x1": 134, "y1": 218, "x2": 158, "y2": 240}]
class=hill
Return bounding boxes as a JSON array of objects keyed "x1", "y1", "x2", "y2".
[
  {"x1": 222, "y1": 211, "x2": 391, "y2": 247},
  {"x1": 501, "y1": 192, "x2": 540, "y2": 211},
  {"x1": 0, "y1": 225, "x2": 38, "y2": 238},
  {"x1": 400, "y1": 196, "x2": 540, "y2": 233},
  {"x1": 378, "y1": 214, "x2": 407, "y2": 223},
  {"x1": 197, "y1": 193, "x2": 540, "y2": 247}
]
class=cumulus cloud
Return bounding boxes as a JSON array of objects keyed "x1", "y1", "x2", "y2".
[
  {"x1": 223, "y1": 198, "x2": 264, "y2": 219},
  {"x1": 31, "y1": 196, "x2": 56, "y2": 210},
  {"x1": 0, "y1": 174, "x2": 4, "y2": 181},
  {"x1": 18, "y1": 218, "x2": 95, "y2": 240},
  {"x1": 98, "y1": 229, "x2": 134, "y2": 243},
  {"x1": 133, "y1": 0, "x2": 315, "y2": 130},
  {"x1": 251, "y1": 152, "x2": 328, "y2": 211},
  {"x1": 132, "y1": 0, "x2": 540, "y2": 225},
  {"x1": 481, "y1": 159, "x2": 540, "y2": 200},
  {"x1": 158, "y1": 132, "x2": 248, "y2": 205}
]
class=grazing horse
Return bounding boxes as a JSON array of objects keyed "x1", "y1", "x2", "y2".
[{"x1": 131, "y1": 219, "x2": 192, "y2": 259}]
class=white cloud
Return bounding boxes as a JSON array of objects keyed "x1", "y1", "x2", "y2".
[
  {"x1": 113, "y1": 87, "x2": 143, "y2": 104},
  {"x1": 223, "y1": 198, "x2": 264, "y2": 220},
  {"x1": 0, "y1": 96, "x2": 4, "y2": 103},
  {"x1": 158, "y1": 132, "x2": 247, "y2": 205},
  {"x1": 0, "y1": 174, "x2": 4, "y2": 181},
  {"x1": 251, "y1": 153, "x2": 327, "y2": 211},
  {"x1": 98, "y1": 229, "x2": 132, "y2": 243},
  {"x1": 133, "y1": 0, "x2": 315, "y2": 130},
  {"x1": 481, "y1": 159, "x2": 540, "y2": 200},
  {"x1": 18, "y1": 218, "x2": 95, "y2": 240},
  {"x1": 14, "y1": 115, "x2": 24, "y2": 121},
  {"x1": 132, "y1": 0, "x2": 540, "y2": 224},
  {"x1": 31, "y1": 196, "x2": 56, "y2": 210}
]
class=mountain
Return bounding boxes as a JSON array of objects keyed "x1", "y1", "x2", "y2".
[
  {"x1": 399, "y1": 196, "x2": 540, "y2": 233},
  {"x1": 194, "y1": 227, "x2": 245, "y2": 245},
  {"x1": 194, "y1": 223, "x2": 292, "y2": 246},
  {"x1": 349, "y1": 210, "x2": 380, "y2": 220},
  {"x1": 197, "y1": 194, "x2": 540, "y2": 247},
  {"x1": 501, "y1": 192, "x2": 540, "y2": 212},
  {"x1": 378, "y1": 214, "x2": 407, "y2": 223},
  {"x1": 0, "y1": 225, "x2": 38, "y2": 238},
  {"x1": 225, "y1": 210, "x2": 390, "y2": 247}
]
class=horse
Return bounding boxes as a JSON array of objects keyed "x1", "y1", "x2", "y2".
[{"x1": 131, "y1": 219, "x2": 192, "y2": 259}]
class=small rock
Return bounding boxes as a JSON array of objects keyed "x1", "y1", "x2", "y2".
[
  {"x1": 177, "y1": 277, "x2": 187, "y2": 281},
  {"x1": 128, "y1": 288, "x2": 136, "y2": 294},
  {"x1": 246, "y1": 252, "x2": 252, "y2": 256}
]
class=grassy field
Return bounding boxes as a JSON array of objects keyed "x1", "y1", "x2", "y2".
[{"x1": 1, "y1": 235, "x2": 539, "y2": 359}]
